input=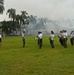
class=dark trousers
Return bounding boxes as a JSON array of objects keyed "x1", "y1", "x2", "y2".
[
  {"x1": 38, "y1": 39, "x2": 42, "y2": 49},
  {"x1": 70, "y1": 37, "x2": 74, "y2": 45},
  {"x1": 22, "y1": 38, "x2": 25, "y2": 47},
  {"x1": 63, "y1": 38, "x2": 67, "y2": 48},
  {"x1": 0, "y1": 38, "x2": 2, "y2": 43},
  {"x1": 59, "y1": 38, "x2": 63, "y2": 46},
  {"x1": 50, "y1": 40, "x2": 54, "y2": 48}
]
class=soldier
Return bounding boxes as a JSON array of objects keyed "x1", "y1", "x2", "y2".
[
  {"x1": 70, "y1": 31, "x2": 74, "y2": 45},
  {"x1": 49, "y1": 31, "x2": 55, "y2": 48},
  {"x1": 22, "y1": 30, "x2": 25, "y2": 47},
  {"x1": 62, "y1": 30, "x2": 68, "y2": 48},
  {"x1": 58, "y1": 31, "x2": 63, "y2": 46},
  {"x1": 38, "y1": 31, "x2": 43, "y2": 49},
  {"x1": 0, "y1": 34, "x2": 2, "y2": 44}
]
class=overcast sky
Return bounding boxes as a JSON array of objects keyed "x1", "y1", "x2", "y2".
[{"x1": 0, "y1": 0, "x2": 74, "y2": 21}]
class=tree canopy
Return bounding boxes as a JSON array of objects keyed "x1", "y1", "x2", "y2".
[{"x1": 0, "y1": 0, "x2": 4, "y2": 14}]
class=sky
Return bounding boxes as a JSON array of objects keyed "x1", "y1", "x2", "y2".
[{"x1": 0, "y1": 0, "x2": 74, "y2": 21}]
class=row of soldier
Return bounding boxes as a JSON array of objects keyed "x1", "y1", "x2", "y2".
[
  {"x1": 0, "y1": 30, "x2": 74, "y2": 48},
  {"x1": 22, "y1": 30, "x2": 74, "y2": 49},
  {"x1": 37, "y1": 30, "x2": 74, "y2": 49}
]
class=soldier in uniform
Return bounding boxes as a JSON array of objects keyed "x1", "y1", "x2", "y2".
[
  {"x1": 38, "y1": 31, "x2": 43, "y2": 49},
  {"x1": 70, "y1": 31, "x2": 74, "y2": 45},
  {"x1": 22, "y1": 30, "x2": 25, "y2": 47},
  {"x1": 49, "y1": 31, "x2": 55, "y2": 48},
  {"x1": 0, "y1": 34, "x2": 2, "y2": 44}
]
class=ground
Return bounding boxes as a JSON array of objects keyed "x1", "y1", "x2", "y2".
[{"x1": 0, "y1": 36, "x2": 74, "y2": 75}]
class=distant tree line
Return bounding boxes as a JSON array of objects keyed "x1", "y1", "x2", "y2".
[
  {"x1": 1, "y1": 8, "x2": 48, "y2": 36},
  {"x1": 1, "y1": 8, "x2": 34, "y2": 35}
]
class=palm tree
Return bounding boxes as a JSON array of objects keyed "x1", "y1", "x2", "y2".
[
  {"x1": 21, "y1": 11, "x2": 28, "y2": 24},
  {"x1": 15, "y1": 14, "x2": 21, "y2": 34},
  {"x1": 15, "y1": 11, "x2": 29, "y2": 35},
  {"x1": 0, "y1": 0, "x2": 4, "y2": 14},
  {"x1": 17, "y1": 11, "x2": 28, "y2": 35},
  {"x1": 0, "y1": 0, "x2": 4, "y2": 34},
  {"x1": 16, "y1": 14, "x2": 21, "y2": 24},
  {"x1": 7, "y1": 8, "x2": 16, "y2": 22},
  {"x1": 6, "y1": 8, "x2": 16, "y2": 34}
]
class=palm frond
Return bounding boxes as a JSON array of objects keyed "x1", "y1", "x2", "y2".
[{"x1": 0, "y1": 0, "x2": 4, "y2": 14}]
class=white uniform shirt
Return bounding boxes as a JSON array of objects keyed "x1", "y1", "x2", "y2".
[
  {"x1": 38, "y1": 33, "x2": 43, "y2": 39},
  {"x1": 0, "y1": 34, "x2": 2, "y2": 38},
  {"x1": 70, "y1": 31, "x2": 74, "y2": 38},
  {"x1": 50, "y1": 34, "x2": 54, "y2": 40},
  {"x1": 73, "y1": 32, "x2": 74, "y2": 37},
  {"x1": 63, "y1": 32, "x2": 67, "y2": 38},
  {"x1": 22, "y1": 32, "x2": 25, "y2": 37}
]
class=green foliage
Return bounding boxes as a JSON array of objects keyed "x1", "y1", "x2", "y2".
[
  {"x1": 20, "y1": 11, "x2": 29, "y2": 24},
  {"x1": 2, "y1": 21, "x2": 12, "y2": 34},
  {"x1": 0, "y1": 9, "x2": 30, "y2": 36},
  {"x1": 2, "y1": 20, "x2": 18, "y2": 34},
  {"x1": 0, "y1": 36, "x2": 74, "y2": 75},
  {"x1": 7, "y1": 8, "x2": 16, "y2": 21},
  {"x1": 0, "y1": 0, "x2": 4, "y2": 14}
]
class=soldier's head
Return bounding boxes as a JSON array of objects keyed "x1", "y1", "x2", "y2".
[
  {"x1": 51, "y1": 31, "x2": 54, "y2": 34},
  {"x1": 23, "y1": 31, "x2": 25, "y2": 33}
]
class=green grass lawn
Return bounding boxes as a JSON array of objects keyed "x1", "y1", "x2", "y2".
[{"x1": 0, "y1": 36, "x2": 74, "y2": 75}]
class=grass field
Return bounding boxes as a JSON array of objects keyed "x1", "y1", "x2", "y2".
[{"x1": 0, "y1": 36, "x2": 74, "y2": 75}]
